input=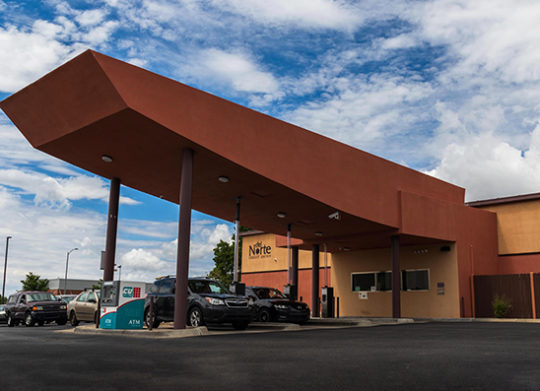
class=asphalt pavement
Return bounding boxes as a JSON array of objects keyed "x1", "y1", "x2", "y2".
[{"x1": 1, "y1": 321, "x2": 540, "y2": 390}]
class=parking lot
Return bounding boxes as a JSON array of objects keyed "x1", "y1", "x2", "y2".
[{"x1": 1, "y1": 321, "x2": 540, "y2": 390}]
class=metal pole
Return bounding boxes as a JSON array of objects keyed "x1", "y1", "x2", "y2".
[
  {"x1": 118, "y1": 265, "x2": 122, "y2": 282},
  {"x1": 2, "y1": 236, "x2": 11, "y2": 303},
  {"x1": 233, "y1": 197, "x2": 241, "y2": 282},
  {"x1": 64, "y1": 248, "x2": 78, "y2": 295},
  {"x1": 104, "y1": 177, "x2": 120, "y2": 282},
  {"x1": 174, "y1": 148, "x2": 193, "y2": 329},
  {"x1": 391, "y1": 235, "x2": 400, "y2": 318},
  {"x1": 312, "y1": 244, "x2": 320, "y2": 317},
  {"x1": 323, "y1": 243, "x2": 328, "y2": 287},
  {"x1": 287, "y1": 224, "x2": 292, "y2": 284}
]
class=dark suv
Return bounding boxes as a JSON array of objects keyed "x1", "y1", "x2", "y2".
[
  {"x1": 5, "y1": 291, "x2": 67, "y2": 327},
  {"x1": 246, "y1": 286, "x2": 310, "y2": 324},
  {"x1": 144, "y1": 277, "x2": 251, "y2": 330}
]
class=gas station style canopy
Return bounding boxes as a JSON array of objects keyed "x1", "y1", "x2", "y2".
[{"x1": 0, "y1": 50, "x2": 495, "y2": 327}]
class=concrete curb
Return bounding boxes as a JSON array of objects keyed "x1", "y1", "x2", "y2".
[{"x1": 70, "y1": 325, "x2": 209, "y2": 338}]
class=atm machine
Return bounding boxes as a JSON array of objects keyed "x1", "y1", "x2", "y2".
[
  {"x1": 100, "y1": 281, "x2": 147, "y2": 329},
  {"x1": 321, "y1": 286, "x2": 335, "y2": 318}
]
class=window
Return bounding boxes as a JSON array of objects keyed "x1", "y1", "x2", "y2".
[
  {"x1": 159, "y1": 279, "x2": 175, "y2": 294},
  {"x1": 7, "y1": 295, "x2": 17, "y2": 304},
  {"x1": 376, "y1": 271, "x2": 392, "y2": 291},
  {"x1": 402, "y1": 269, "x2": 429, "y2": 291},
  {"x1": 352, "y1": 273, "x2": 375, "y2": 291},
  {"x1": 77, "y1": 292, "x2": 88, "y2": 302}
]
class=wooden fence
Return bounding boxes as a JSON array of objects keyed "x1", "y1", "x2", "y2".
[{"x1": 473, "y1": 273, "x2": 538, "y2": 318}]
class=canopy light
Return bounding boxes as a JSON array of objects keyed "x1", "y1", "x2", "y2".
[
  {"x1": 218, "y1": 176, "x2": 230, "y2": 183},
  {"x1": 314, "y1": 232, "x2": 323, "y2": 237},
  {"x1": 276, "y1": 212, "x2": 286, "y2": 218},
  {"x1": 101, "y1": 155, "x2": 113, "y2": 163}
]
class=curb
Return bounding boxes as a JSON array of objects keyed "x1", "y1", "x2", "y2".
[{"x1": 71, "y1": 325, "x2": 209, "y2": 338}]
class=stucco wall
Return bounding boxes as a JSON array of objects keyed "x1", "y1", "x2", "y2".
[
  {"x1": 331, "y1": 243, "x2": 460, "y2": 318},
  {"x1": 479, "y1": 199, "x2": 540, "y2": 255}
]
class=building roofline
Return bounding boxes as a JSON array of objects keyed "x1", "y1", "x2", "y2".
[{"x1": 467, "y1": 192, "x2": 540, "y2": 207}]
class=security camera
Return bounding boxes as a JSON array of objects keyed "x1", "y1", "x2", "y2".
[{"x1": 328, "y1": 211, "x2": 341, "y2": 220}]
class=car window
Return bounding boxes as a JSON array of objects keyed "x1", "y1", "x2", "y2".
[
  {"x1": 189, "y1": 280, "x2": 230, "y2": 294},
  {"x1": 77, "y1": 292, "x2": 88, "y2": 302},
  {"x1": 7, "y1": 295, "x2": 17, "y2": 304},
  {"x1": 26, "y1": 292, "x2": 57, "y2": 302},
  {"x1": 88, "y1": 293, "x2": 97, "y2": 302},
  {"x1": 159, "y1": 279, "x2": 174, "y2": 294}
]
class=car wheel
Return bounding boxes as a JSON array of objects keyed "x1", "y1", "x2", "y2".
[
  {"x1": 144, "y1": 308, "x2": 160, "y2": 329},
  {"x1": 24, "y1": 312, "x2": 35, "y2": 327},
  {"x1": 232, "y1": 321, "x2": 249, "y2": 330},
  {"x1": 188, "y1": 307, "x2": 204, "y2": 327},
  {"x1": 7, "y1": 314, "x2": 16, "y2": 327},
  {"x1": 70, "y1": 311, "x2": 79, "y2": 327},
  {"x1": 258, "y1": 308, "x2": 271, "y2": 322}
]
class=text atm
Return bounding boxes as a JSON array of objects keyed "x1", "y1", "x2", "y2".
[{"x1": 100, "y1": 281, "x2": 147, "y2": 329}]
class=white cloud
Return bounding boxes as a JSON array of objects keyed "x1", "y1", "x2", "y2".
[
  {"x1": 212, "y1": 0, "x2": 363, "y2": 32},
  {"x1": 0, "y1": 23, "x2": 73, "y2": 92},
  {"x1": 426, "y1": 123, "x2": 540, "y2": 201},
  {"x1": 75, "y1": 9, "x2": 107, "y2": 27},
  {"x1": 195, "y1": 48, "x2": 280, "y2": 94}
]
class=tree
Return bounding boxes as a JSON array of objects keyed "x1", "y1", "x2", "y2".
[
  {"x1": 208, "y1": 240, "x2": 234, "y2": 288},
  {"x1": 0, "y1": 295, "x2": 7, "y2": 304},
  {"x1": 92, "y1": 279, "x2": 103, "y2": 290},
  {"x1": 208, "y1": 226, "x2": 249, "y2": 287},
  {"x1": 21, "y1": 272, "x2": 49, "y2": 291}
]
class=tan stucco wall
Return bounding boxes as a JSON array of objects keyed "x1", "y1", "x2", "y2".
[
  {"x1": 479, "y1": 200, "x2": 540, "y2": 255},
  {"x1": 331, "y1": 243, "x2": 459, "y2": 318},
  {"x1": 242, "y1": 233, "x2": 332, "y2": 273}
]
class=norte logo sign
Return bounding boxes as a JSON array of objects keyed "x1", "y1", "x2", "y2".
[
  {"x1": 249, "y1": 241, "x2": 272, "y2": 259},
  {"x1": 122, "y1": 287, "x2": 141, "y2": 298}
]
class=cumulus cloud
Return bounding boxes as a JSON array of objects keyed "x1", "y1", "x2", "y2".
[{"x1": 212, "y1": 0, "x2": 363, "y2": 32}]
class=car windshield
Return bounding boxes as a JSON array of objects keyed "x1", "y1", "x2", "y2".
[
  {"x1": 26, "y1": 293, "x2": 57, "y2": 302},
  {"x1": 189, "y1": 280, "x2": 230, "y2": 294},
  {"x1": 253, "y1": 288, "x2": 285, "y2": 299}
]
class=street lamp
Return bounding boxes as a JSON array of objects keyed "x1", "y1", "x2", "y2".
[
  {"x1": 64, "y1": 248, "x2": 78, "y2": 295},
  {"x1": 2, "y1": 236, "x2": 11, "y2": 303}
]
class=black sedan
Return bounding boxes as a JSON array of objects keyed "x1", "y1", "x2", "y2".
[
  {"x1": 246, "y1": 286, "x2": 310, "y2": 324},
  {"x1": 0, "y1": 304, "x2": 7, "y2": 323}
]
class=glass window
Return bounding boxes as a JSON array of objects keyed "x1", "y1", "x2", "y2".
[
  {"x1": 26, "y1": 292, "x2": 57, "y2": 302},
  {"x1": 189, "y1": 280, "x2": 230, "y2": 294},
  {"x1": 352, "y1": 273, "x2": 375, "y2": 291},
  {"x1": 376, "y1": 272, "x2": 392, "y2": 291},
  {"x1": 402, "y1": 269, "x2": 429, "y2": 291},
  {"x1": 7, "y1": 295, "x2": 17, "y2": 304},
  {"x1": 77, "y1": 292, "x2": 88, "y2": 302},
  {"x1": 159, "y1": 279, "x2": 175, "y2": 294}
]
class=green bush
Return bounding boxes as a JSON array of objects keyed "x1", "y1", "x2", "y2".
[{"x1": 492, "y1": 294, "x2": 512, "y2": 318}]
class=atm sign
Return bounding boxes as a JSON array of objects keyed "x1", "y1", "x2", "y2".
[{"x1": 122, "y1": 287, "x2": 141, "y2": 298}]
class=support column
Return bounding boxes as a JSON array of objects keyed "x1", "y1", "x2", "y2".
[
  {"x1": 233, "y1": 197, "x2": 241, "y2": 282},
  {"x1": 174, "y1": 148, "x2": 193, "y2": 329},
  {"x1": 391, "y1": 235, "x2": 401, "y2": 318},
  {"x1": 103, "y1": 177, "x2": 120, "y2": 282},
  {"x1": 291, "y1": 246, "x2": 299, "y2": 292},
  {"x1": 312, "y1": 244, "x2": 320, "y2": 317},
  {"x1": 287, "y1": 224, "x2": 292, "y2": 284}
]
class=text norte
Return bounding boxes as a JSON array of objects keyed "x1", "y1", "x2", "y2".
[{"x1": 249, "y1": 241, "x2": 272, "y2": 258}]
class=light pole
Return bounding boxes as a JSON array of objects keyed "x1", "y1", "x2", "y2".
[
  {"x1": 2, "y1": 236, "x2": 11, "y2": 303},
  {"x1": 64, "y1": 248, "x2": 78, "y2": 295},
  {"x1": 118, "y1": 265, "x2": 122, "y2": 281}
]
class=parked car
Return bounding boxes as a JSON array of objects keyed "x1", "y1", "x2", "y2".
[
  {"x1": 57, "y1": 294, "x2": 77, "y2": 304},
  {"x1": 246, "y1": 286, "x2": 310, "y2": 324},
  {"x1": 0, "y1": 304, "x2": 7, "y2": 323},
  {"x1": 67, "y1": 290, "x2": 100, "y2": 326},
  {"x1": 4, "y1": 291, "x2": 67, "y2": 327},
  {"x1": 144, "y1": 277, "x2": 251, "y2": 330}
]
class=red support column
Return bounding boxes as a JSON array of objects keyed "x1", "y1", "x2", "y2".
[
  {"x1": 312, "y1": 244, "x2": 320, "y2": 317},
  {"x1": 174, "y1": 149, "x2": 193, "y2": 329},
  {"x1": 103, "y1": 177, "x2": 120, "y2": 282},
  {"x1": 391, "y1": 235, "x2": 401, "y2": 318}
]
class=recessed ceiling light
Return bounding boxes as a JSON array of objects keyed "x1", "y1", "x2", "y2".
[
  {"x1": 276, "y1": 212, "x2": 286, "y2": 218},
  {"x1": 102, "y1": 155, "x2": 113, "y2": 163},
  {"x1": 218, "y1": 176, "x2": 229, "y2": 183},
  {"x1": 314, "y1": 232, "x2": 323, "y2": 237},
  {"x1": 343, "y1": 247, "x2": 351, "y2": 251}
]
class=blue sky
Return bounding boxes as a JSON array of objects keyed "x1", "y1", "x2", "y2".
[{"x1": 2, "y1": 0, "x2": 540, "y2": 294}]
